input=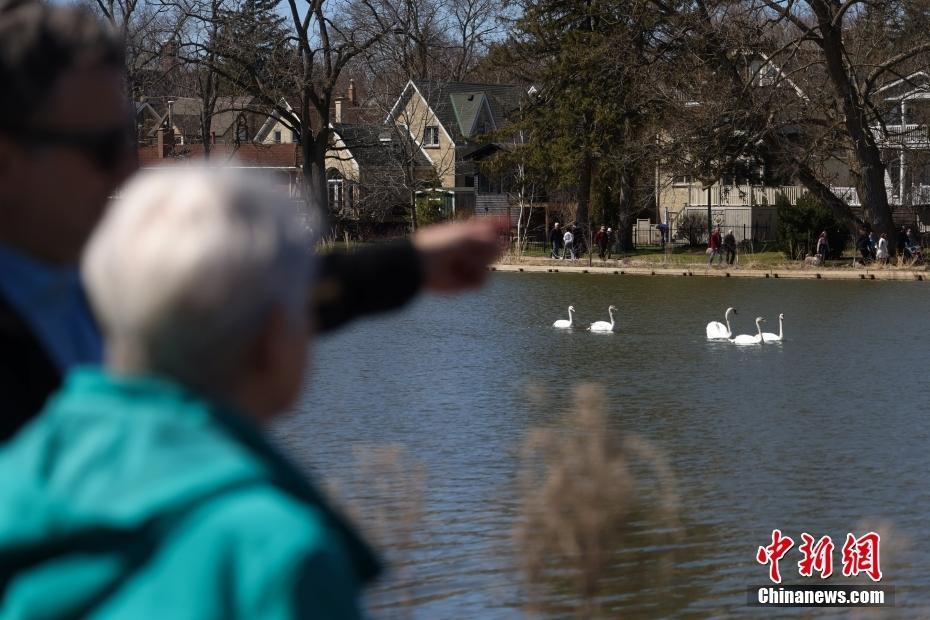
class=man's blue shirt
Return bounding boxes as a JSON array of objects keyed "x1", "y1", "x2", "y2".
[{"x1": 0, "y1": 243, "x2": 101, "y2": 372}]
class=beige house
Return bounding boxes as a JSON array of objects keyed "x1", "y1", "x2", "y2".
[
  {"x1": 146, "y1": 96, "x2": 261, "y2": 146},
  {"x1": 254, "y1": 99, "x2": 299, "y2": 145},
  {"x1": 384, "y1": 80, "x2": 522, "y2": 219},
  {"x1": 655, "y1": 57, "x2": 930, "y2": 242}
]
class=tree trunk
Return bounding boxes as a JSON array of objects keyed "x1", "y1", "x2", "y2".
[
  {"x1": 812, "y1": 1, "x2": 895, "y2": 236},
  {"x1": 616, "y1": 168, "x2": 635, "y2": 251},
  {"x1": 577, "y1": 148, "x2": 592, "y2": 234},
  {"x1": 794, "y1": 160, "x2": 862, "y2": 226}
]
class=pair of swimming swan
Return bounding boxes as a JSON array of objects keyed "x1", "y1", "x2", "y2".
[
  {"x1": 553, "y1": 305, "x2": 618, "y2": 332},
  {"x1": 706, "y1": 307, "x2": 784, "y2": 344}
]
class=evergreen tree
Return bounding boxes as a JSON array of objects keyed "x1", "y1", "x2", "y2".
[{"x1": 492, "y1": 0, "x2": 670, "y2": 250}]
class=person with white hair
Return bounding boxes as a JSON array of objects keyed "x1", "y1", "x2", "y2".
[
  {"x1": 0, "y1": 166, "x2": 379, "y2": 618},
  {"x1": 0, "y1": 0, "x2": 505, "y2": 443},
  {"x1": 723, "y1": 228, "x2": 737, "y2": 265}
]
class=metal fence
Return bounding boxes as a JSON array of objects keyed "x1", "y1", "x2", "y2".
[
  {"x1": 511, "y1": 224, "x2": 779, "y2": 257},
  {"x1": 633, "y1": 223, "x2": 777, "y2": 248}
]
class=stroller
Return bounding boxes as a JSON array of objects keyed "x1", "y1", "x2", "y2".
[{"x1": 904, "y1": 244, "x2": 924, "y2": 266}]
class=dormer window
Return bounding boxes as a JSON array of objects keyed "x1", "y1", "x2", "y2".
[
  {"x1": 273, "y1": 130, "x2": 282, "y2": 144},
  {"x1": 423, "y1": 126, "x2": 440, "y2": 147}
]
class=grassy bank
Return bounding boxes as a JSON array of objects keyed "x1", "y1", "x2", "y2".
[{"x1": 502, "y1": 246, "x2": 926, "y2": 272}]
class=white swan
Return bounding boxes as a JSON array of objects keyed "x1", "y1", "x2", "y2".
[
  {"x1": 730, "y1": 317, "x2": 765, "y2": 345},
  {"x1": 589, "y1": 305, "x2": 618, "y2": 332},
  {"x1": 706, "y1": 307, "x2": 737, "y2": 339},
  {"x1": 761, "y1": 313, "x2": 784, "y2": 342},
  {"x1": 553, "y1": 305, "x2": 576, "y2": 329}
]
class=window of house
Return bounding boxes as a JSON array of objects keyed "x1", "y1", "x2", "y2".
[
  {"x1": 672, "y1": 175, "x2": 693, "y2": 186},
  {"x1": 423, "y1": 125, "x2": 440, "y2": 146},
  {"x1": 327, "y1": 171, "x2": 344, "y2": 211},
  {"x1": 273, "y1": 130, "x2": 282, "y2": 144},
  {"x1": 477, "y1": 172, "x2": 501, "y2": 194},
  {"x1": 291, "y1": 130, "x2": 297, "y2": 143}
]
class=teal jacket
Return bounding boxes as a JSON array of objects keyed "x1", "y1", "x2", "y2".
[{"x1": 0, "y1": 369, "x2": 380, "y2": 619}]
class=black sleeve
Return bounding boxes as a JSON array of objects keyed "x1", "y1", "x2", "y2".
[{"x1": 313, "y1": 240, "x2": 424, "y2": 334}]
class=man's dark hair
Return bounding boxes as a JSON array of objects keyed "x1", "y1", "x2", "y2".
[{"x1": 0, "y1": 0, "x2": 124, "y2": 132}]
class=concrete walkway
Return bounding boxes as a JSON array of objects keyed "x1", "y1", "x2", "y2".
[{"x1": 490, "y1": 262, "x2": 930, "y2": 281}]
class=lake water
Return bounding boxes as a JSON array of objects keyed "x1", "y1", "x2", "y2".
[{"x1": 274, "y1": 272, "x2": 930, "y2": 618}]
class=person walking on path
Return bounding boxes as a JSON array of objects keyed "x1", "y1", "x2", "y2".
[
  {"x1": 897, "y1": 226, "x2": 909, "y2": 262},
  {"x1": 594, "y1": 225, "x2": 608, "y2": 260},
  {"x1": 723, "y1": 229, "x2": 737, "y2": 266},
  {"x1": 856, "y1": 229, "x2": 872, "y2": 263},
  {"x1": 877, "y1": 233, "x2": 890, "y2": 266},
  {"x1": 549, "y1": 222, "x2": 562, "y2": 259},
  {"x1": 816, "y1": 231, "x2": 830, "y2": 263},
  {"x1": 707, "y1": 226, "x2": 723, "y2": 266},
  {"x1": 562, "y1": 226, "x2": 576, "y2": 261},
  {"x1": 606, "y1": 228, "x2": 615, "y2": 259}
]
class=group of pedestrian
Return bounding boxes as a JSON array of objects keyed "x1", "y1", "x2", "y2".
[
  {"x1": 0, "y1": 3, "x2": 505, "y2": 616},
  {"x1": 594, "y1": 225, "x2": 614, "y2": 260},
  {"x1": 550, "y1": 222, "x2": 614, "y2": 260},
  {"x1": 857, "y1": 225, "x2": 920, "y2": 266},
  {"x1": 708, "y1": 226, "x2": 737, "y2": 266}
]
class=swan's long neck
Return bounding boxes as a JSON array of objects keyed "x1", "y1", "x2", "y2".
[
  {"x1": 568, "y1": 307, "x2": 574, "y2": 325},
  {"x1": 778, "y1": 316, "x2": 783, "y2": 338},
  {"x1": 609, "y1": 307, "x2": 616, "y2": 326},
  {"x1": 724, "y1": 310, "x2": 733, "y2": 335},
  {"x1": 756, "y1": 320, "x2": 764, "y2": 341}
]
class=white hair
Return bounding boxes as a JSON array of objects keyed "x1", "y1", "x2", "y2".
[{"x1": 83, "y1": 165, "x2": 316, "y2": 390}]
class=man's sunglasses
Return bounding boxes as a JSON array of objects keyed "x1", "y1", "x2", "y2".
[{"x1": 6, "y1": 127, "x2": 136, "y2": 170}]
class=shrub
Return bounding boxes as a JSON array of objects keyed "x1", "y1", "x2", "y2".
[
  {"x1": 674, "y1": 211, "x2": 708, "y2": 247},
  {"x1": 414, "y1": 192, "x2": 451, "y2": 227},
  {"x1": 775, "y1": 192, "x2": 849, "y2": 259}
]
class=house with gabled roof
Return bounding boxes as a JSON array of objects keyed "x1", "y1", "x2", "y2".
[
  {"x1": 254, "y1": 98, "x2": 300, "y2": 145},
  {"x1": 146, "y1": 96, "x2": 263, "y2": 146},
  {"x1": 385, "y1": 80, "x2": 523, "y2": 220},
  {"x1": 324, "y1": 121, "x2": 435, "y2": 233},
  {"x1": 653, "y1": 54, "x2": 930, "y2": 244}
]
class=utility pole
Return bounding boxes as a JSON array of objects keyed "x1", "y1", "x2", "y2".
[{"x1": 707, "y1": 185, "x2": 712, "y2": 240}]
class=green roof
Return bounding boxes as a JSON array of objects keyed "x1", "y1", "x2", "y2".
[{"x1": 410, "y1": 81, "x2": 522, "y2": 143}]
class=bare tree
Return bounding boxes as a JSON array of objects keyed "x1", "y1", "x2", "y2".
[{"x1": 654, "y1": 0, "x2": 930, "y2": 236}]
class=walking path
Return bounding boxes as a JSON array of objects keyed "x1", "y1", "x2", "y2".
[{"x1": 490, "y1": 261, "x2": 930, "y2": 281}]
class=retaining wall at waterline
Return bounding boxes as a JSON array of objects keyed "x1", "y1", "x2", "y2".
[{"x1": 489, "y1": 263, "x2": 930, "y2": 282}]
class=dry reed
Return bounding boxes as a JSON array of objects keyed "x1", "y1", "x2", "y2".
[{"x1": 515, "y1": 383, "x2": 680, "y2": 618}]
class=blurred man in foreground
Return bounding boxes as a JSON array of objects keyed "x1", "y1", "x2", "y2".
[
  {"x1": 0, "y1": 0, "x2": 503, "y2": 441},
  {"x1": 0, "y1": 167, "x2": 379, "y2": 617}
]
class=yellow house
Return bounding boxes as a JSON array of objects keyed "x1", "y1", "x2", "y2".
[{"x1": 384, "y1": 80, "x2": 522, "y2": 218}]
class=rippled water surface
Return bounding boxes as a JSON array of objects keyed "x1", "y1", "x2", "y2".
[{"x1": 274, "y1": 273, "x2": 930, "y2": 617}]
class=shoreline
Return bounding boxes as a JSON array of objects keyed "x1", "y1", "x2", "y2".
[{"x1": 489, "y1": 261, "x2": 929, "y2": 281}]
